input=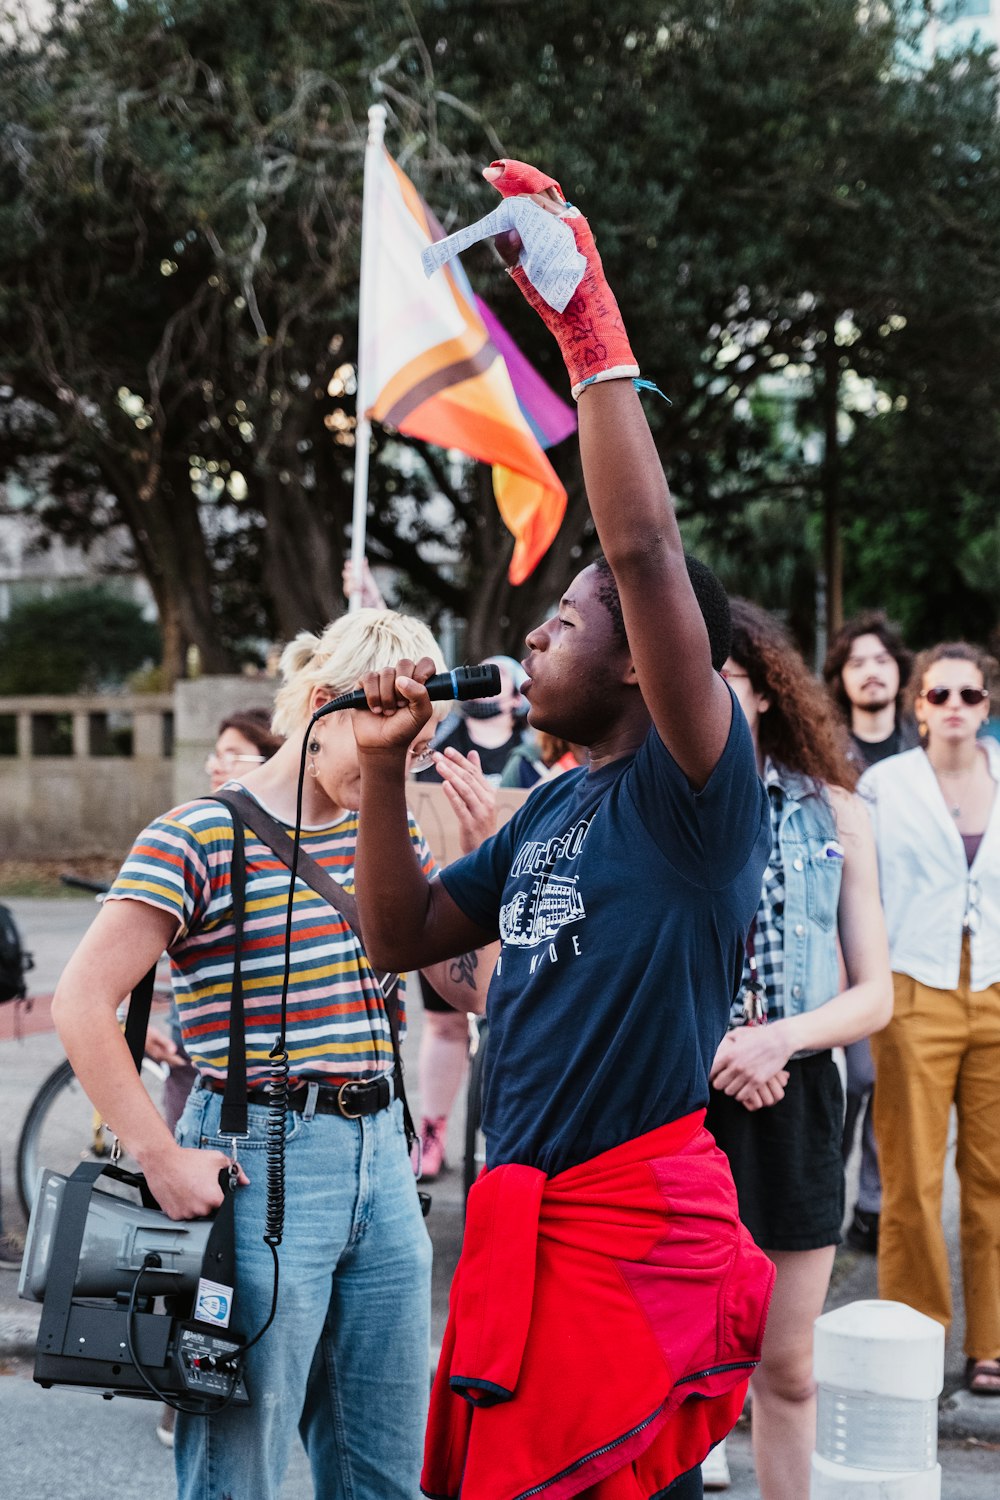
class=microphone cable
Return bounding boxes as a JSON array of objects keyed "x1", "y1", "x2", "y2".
[
  {"x1": 125, "y1": 1246, "x2": 247, "y2": 1416},
  {"x1": 237, "y1": 726, "x2": 311, "y2": 1355},
  {"x1": 251, "y1": 667, "x2": 502, "y2": 1339}
]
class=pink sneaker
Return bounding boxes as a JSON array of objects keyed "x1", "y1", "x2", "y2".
[{"x1": 420, "y1": 1116, "x2": 447, "y2": 1181}]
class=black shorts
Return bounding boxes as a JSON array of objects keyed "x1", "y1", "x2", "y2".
[
  {"x1": 705, "y1": 1051, "x2": 844, "y2": 1252},
  {"x1": 418, "y1": 972, "x2": 451, "y2": 1013}
]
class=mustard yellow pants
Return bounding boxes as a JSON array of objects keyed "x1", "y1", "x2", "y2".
[{"x1": 871, "y1": 942, "x2": 1000, "y2": 1361}]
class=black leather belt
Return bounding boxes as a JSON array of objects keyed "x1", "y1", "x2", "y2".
[{"x1": 201, "y1": 1074, "x2": 395, "y2": 1119}]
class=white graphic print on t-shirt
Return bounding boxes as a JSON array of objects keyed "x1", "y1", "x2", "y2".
[{"x1": 499, "y1": 816, "x2": 592, "y2": 950}]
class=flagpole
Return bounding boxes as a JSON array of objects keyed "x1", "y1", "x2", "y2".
[{"x1": 348, "y1": 103, "x2": 387, "y2": 613}]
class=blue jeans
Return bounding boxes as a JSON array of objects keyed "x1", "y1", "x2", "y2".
[{"x1": 174, "y1": 1086, "x2": 432, "y2": 1500}]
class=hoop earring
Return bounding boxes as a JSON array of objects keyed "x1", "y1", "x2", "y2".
[{"x1": 308, "y1": 737, "x2": 321, "y2": 777}]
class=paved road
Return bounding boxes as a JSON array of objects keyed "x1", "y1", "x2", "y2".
[{"x1": 2, "y1": 897, "x2": 998, "y2": 1498}]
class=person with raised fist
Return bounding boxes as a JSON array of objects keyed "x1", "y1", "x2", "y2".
[{"x1": 351, "y1": 160, "x2": 776, "y2": 1500}]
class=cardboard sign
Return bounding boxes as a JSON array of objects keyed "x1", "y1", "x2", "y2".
[{"x1": 406, "y1": 783, "x2": 529, "y2": 867}]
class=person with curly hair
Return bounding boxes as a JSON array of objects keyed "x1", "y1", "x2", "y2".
[
  {"x1": 702, "y1": 599, "x2": 892, "y2": 1497},
  {"x1": 860, "y1": 642, "x2": 1000, "y2": 1396}
]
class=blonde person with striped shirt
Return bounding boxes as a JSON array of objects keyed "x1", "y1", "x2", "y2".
[{"x1": 52, "y1": 608, "x2": 497, "y2": 1500}]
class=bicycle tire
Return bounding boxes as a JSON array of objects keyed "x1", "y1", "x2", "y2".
[
  {"x1": 17, "y1": 1056, "x2": 167, "y2": 1219},
  {"x1": 462, "y1": 1017, "x2": 489, "y2": 1203}
]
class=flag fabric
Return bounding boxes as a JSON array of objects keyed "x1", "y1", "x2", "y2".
[
  {"x1": 357, "y1": 150, "x2": 574, "y2": 585},
  {"x1": 474, "y1": 295, "x2": 577, "y2": 451}
]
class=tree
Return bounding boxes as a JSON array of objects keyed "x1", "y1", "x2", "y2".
[
  {"x1": 0, "y1": 584, "x2": 161, "y2": 693},
  {"x1": 2, "y1": 1, "x2": 999, "y2": 673},
  {"x1": 422, "y1": 0, "x2": 1000, "y2": 645},
  {"x1": 2, "y1": 1, "x2": 370, "y2": 677},
  {"x1": 0, "y1": 0, "x2": 576, "y2": 674}
]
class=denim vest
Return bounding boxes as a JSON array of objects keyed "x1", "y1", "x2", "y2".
[{"x1": 774, "y1": 768, "x2": 843, "y2": 1016}]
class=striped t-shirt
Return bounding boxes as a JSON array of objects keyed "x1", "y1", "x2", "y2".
[{"x1": 108, "y1": 793, "x2": 436, "y2": 1087}]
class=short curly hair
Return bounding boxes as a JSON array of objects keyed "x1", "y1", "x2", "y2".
[
  {"x1": 271, "y1": 609, "x2": 447, "y2": 736},
  {"x1": 591, "y1": 554, "x2": 731, "y2": 670}
]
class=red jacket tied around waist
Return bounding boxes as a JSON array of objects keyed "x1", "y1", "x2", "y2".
[{"x1": 423, "y1": 1112, "x2": 775, "y2": 1500}]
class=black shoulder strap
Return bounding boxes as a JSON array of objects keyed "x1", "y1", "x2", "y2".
[
  {"x1": 218, "y1": 806, "x2": 248, "y2": 1138},
  {"x1": 123, "y1": 963, "x2": 158, "y2": 1075},
  {"x1": 210, "y1": 789, "x2": 415, "y2": 1148},
  {"x1": 211, "y1": 789, "x2": 399, "y2": 999}
]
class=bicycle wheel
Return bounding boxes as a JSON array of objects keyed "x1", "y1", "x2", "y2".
[
  {"x1": 462, "y1": 1017, "x2": 489, "y2": 1203},
  {"x1": 17, "y1": 1056, "x2": 167, "y2": 1219}
]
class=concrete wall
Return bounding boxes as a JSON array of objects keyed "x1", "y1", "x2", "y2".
[
  {"x1": 0, "y1": 679, "x2": 277, "y2": 860},
  {"x1": 171, "y1": 677, "x2": 277, "y2": 805}
]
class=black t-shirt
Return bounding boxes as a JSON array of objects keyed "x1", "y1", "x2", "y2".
[{"x1": 851, "y1": 727, "x2": 902, "y2": 768}]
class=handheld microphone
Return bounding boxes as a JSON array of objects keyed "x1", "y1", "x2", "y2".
[{"x1": 311, "y1": 663, "x2": 502, "y2": 721}]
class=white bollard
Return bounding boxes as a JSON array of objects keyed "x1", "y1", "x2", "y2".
[{"x1": 810, "y1": 1299, "x2": 944, "y2": 1498}]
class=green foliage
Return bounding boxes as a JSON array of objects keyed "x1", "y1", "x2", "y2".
[
  {"x1": 0, "y1": 585, "x2": 161, "y2": 694},
  {"x1": 0, "y1": 0, "x2": 998, "y2": 666},
  {"x1": 421, "y1": 0, "x2": 1000, "y2": 648}
]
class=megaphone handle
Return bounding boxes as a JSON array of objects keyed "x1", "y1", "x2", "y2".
[
  {"x1": 37, "y1": 1162, "x2": 107, "y2": 1353},
  {"x1": 91, "y1": 1161, "x2": 161, "y2": 1212}
]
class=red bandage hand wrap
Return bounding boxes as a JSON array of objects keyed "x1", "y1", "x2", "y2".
[{"x1": 487, "y1": 159, "x2": 639, "y2": 400}]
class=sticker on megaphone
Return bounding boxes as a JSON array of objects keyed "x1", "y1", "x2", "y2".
[{"x1": 195, "y1": 1277, "x2": 234, "y2": 1328}]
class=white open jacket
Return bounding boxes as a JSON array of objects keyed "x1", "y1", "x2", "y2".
[{"x1": 858, "y1": 740, "x2": 1000, "y2": 994}]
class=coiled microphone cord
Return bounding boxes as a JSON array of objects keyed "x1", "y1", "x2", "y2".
[
  {"x1": 263, "y1": 1044, "x2": 289, "y2": 1247},
  {"x1": 236, "y1": 726, "x2": 312, "y2": 1353}
]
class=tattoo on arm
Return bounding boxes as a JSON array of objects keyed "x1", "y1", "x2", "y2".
[{"x1": 448, "y1": 950, "x2": 479, "y2": 989}]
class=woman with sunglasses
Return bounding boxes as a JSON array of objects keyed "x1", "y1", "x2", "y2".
[
  {"x1": 860, "y1": 642, "x2": 1000, "y2": 1397},
  {"x1": 702, "y1": 599, "x2": 892, "y2": 1497}
]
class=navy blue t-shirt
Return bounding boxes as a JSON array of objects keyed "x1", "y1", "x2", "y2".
[{"x1": 440, "y1": 693, "x2": 769, "y2": 1176}]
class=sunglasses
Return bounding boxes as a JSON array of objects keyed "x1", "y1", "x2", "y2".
[{"x1": 922, "y1": 686, "x2": 989, "y2": 707}]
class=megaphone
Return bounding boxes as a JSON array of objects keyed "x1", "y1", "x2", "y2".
[
  {"x1": 20, "y1": 1170, "x2": 214, "y2": 1302},
  {"x1": 19, "y1": 1159, "x2": 249, "y2": 1408}
]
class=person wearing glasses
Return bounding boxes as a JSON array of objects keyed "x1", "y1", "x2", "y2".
[
  {"x1": 52, "y1": 607, "x2": 496, "y2": 1500},
  {"x1": 859, "y1": 642, "x2": 1000, "y2": 1397},
  {"x1": 342, "y1": 565, "x2": 508, "y2": 1184},
  {"x1": 700, "y1": 599, "x2": 891, "y2": 1496},
  {"x1": 205, "y1": 709, "x2": 284, "y2": 791},
  {"x1": 409, "y1": 655, "x2": 528, "y2": 1180}
]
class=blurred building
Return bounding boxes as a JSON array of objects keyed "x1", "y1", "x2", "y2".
[{"x1": 0, "y1": 481, "x2": 154, "y2": 623}]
